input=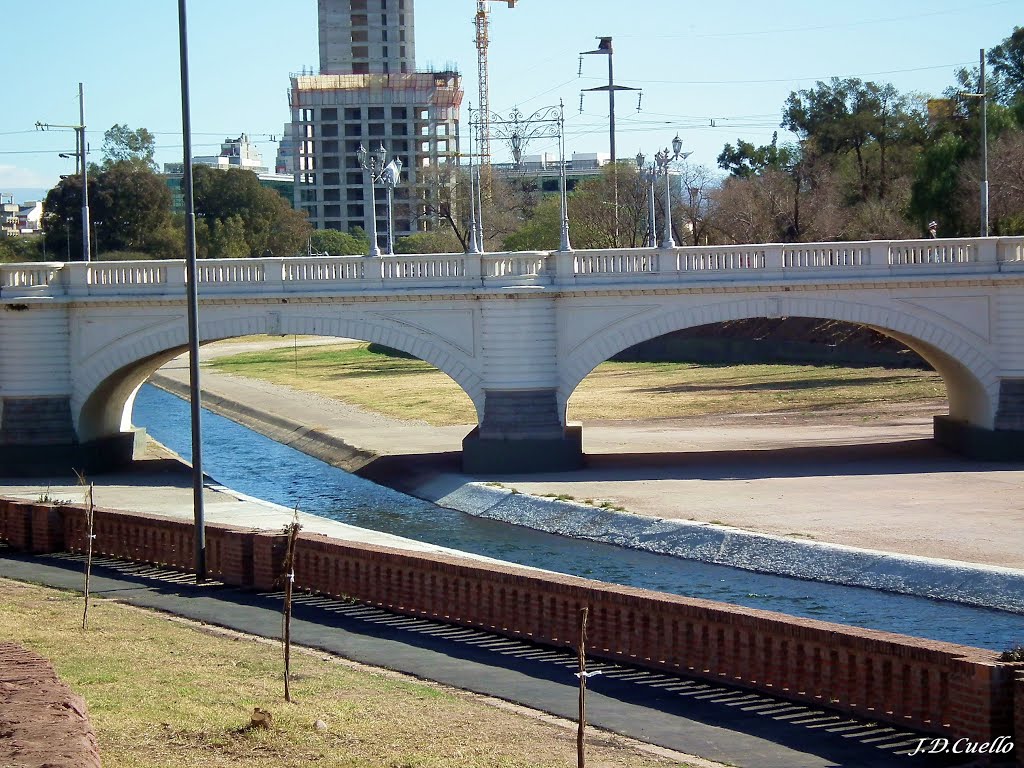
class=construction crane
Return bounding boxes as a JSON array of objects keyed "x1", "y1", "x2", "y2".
[{"x1": 474, "y1": 0, "x2": 517, "y2": 166}]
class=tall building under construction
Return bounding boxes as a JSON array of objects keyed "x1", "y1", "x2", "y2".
[{"x1": 290, "y1": 0, "x2": 463, "y2": 238}]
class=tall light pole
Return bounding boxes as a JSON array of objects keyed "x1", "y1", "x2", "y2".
[
  {"x1": 178, "y1": 0, "x2": 206, "y2": 583},
  {"x1": 653, "y1": 135, "x2": 690, "y2": 250},
  {"x1": 635, "y1": 151, "x2": 656, "y2": 248},
  {"x1": 382, "y1": 157, "x2": 403, "y2": 255},
  {"x1": 356, "y1": 143, "x2": 389, "y2": 257}
]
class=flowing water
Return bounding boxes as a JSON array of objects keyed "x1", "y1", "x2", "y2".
[{"x1": 134, "y1": 383, "x2": 1024, "y2": 651}]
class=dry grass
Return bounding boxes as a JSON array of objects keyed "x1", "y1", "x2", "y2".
[
  {"x1": 208, "y1": 342, "x2": 945, "y2": 427},
  {"x1": 0, "y1": 578, "x2": 682, "y2": 768}
]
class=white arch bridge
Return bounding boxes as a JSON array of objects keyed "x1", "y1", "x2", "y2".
[{"x1": 2, "y1": 236, "x2": 1023, "y2": 474}]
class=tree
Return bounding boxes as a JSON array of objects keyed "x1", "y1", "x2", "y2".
[
  {"x1": 988, "y1": 27, "x2": 1024, "y2": 106},
  {"x1": 101, "y1": 124, "x2": 158, "y2": 171},
  {"x1": 309, "y1": 228, "x2": 368, "y2": 256},
  {"x1": 42, "y1": 163, "x2": 174, "y2": 259},
  {"x1": 717, "y1": 132, "x2": 798, "y2": 179},
  {"x1": 193, "y1": 166, "x2": 310, "y2": 257},
  {"x1": 394, "y1": 230, "x2": 463, "y2": 254},
  {"x1": 782, "y1": 78, "x2": 926, "y2": 203}
]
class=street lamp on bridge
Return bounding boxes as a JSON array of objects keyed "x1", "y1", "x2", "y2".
[
  {"x1": 356, "y1": 143, "x2": 402, "y2": 256},
  {"x1": 652, "y1": 135, "x2": 690, "y2": 250}
]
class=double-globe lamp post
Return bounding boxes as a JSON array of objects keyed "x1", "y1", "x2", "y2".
[
  {"x1": 652, "y1": 134, "x2": 689, "y2": 250},
  {"x1": 356, "y1": 143, "x2": 402, "y2": 256}
]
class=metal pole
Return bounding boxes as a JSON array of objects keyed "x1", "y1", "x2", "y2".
[
  {"x1": 647, "y1": 170, "x2": 657, "y2": 248},
  {"x1": 385, "y1": 182, "x2": 394, "y2": 255},
  {"x1": 78, "y1": 84, "x2": 91, "y2": 263},
  {"x1": 366, "y1": 175, "x2": 381, "y2": 257},
  {"x1": 661, "y1": 160, "x2": 675, "y2": 249},
  {"x1": 178, "y1": 0, "x2": 206, "y2": 583},
  {"x1": 467, "y1": 110, "x2": 480, "y2": 254},
  {"x1": 980, "y1": 48, "x2": 989, "y2": 238},
  {"x1": 559, "y1": 101, "x2": 572, "y2": 252},
  {"x1": 475, "y1": 166, "x2": 485, "y2": 252}
]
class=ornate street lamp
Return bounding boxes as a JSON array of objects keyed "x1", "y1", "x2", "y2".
[
  {"x1": 635, "y1": 151, "x2": 656, "y2": 248},
  {"x1": 382, "y1": 156, "x2": 403, "y2": 255},
  {"x1": 356, "y1": 142, "x2": 395, "y2": 257},
  {"x1": 653, "y1": 134, "x2": 690, "y2": 249}
]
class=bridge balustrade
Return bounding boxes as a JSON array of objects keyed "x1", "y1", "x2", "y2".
[{"x1": 1, "y1": 236, "x2": 1022, "y2": 300}]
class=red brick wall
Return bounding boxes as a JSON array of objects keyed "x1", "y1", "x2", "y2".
[{"x1": 1, "y1": 496, "x2": 1017, "y2": 744}]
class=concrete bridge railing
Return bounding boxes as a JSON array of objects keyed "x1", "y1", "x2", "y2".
[{"x1": 2, "y1": 236, "x2": 1022, "y2": 299}]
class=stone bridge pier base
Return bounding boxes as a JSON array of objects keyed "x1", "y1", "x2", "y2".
[
  {"x1": 462, "y1": 295, "x2": 584, "y2": 474},
  {"x1": 935, "y1": 377, "x2": 1024, "y2": 460}
]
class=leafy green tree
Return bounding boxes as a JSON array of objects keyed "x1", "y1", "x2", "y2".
[
  {"x1": 193, "y1": 166, "x2": 310, "y2": 257},
  {"x1": 988, "y1": 27, "x2": 1024, "y2": 106},
  {"x1": 502, "y1": 194, "x2": 561, "y2": 251},
  {"x1": 394, "y1": 230, "x2": 463, "y2": 254},
  {"x1": 308, "y1": 228, "x2": 369, "y2": 256},
  {"x1": 43, "y1": 163, "x2": 173, "y2": 259},
  {"x1": 101, "y1": 124, "x2": 158, "y2": 171},
  {"x1": 717, "y1": 132, "x2": 798, "y2": 179}
]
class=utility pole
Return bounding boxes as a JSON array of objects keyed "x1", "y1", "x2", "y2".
[
  {"x1": 580, "y1": 37, "x2": 640, "y2": 246},
  {"x1": 36, "y1": 84, "x2": 91, "y2": 262}
]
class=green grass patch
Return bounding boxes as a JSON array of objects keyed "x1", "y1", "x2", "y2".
[
  {"x1": 208, "y1": 342, "x2": 946, "y2": 427},
  {"x1": 1, "y1": 578, "x2": 679, "y2": 768}
]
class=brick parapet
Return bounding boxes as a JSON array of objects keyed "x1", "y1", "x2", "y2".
[{"x1": 1, "y1": 496, "x2": 1019, "y2": 747}]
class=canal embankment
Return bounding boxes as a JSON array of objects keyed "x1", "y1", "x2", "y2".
[{"x1": 147, "y1": 359, "x2": 1024, "y2": 614}]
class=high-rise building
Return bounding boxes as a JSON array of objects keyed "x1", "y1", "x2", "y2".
[{"x1": 291, "y1": 0, "x2": 463, "y2": 239}]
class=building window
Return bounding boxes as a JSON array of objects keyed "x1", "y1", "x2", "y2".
[
  {"x1": 324, "y1": 188, "x2": 341, "y2": 201},
  {"x1": 352, "y1": 29, "x2": 368, "y2": 43},
  {"x1": 382, "y1": 29, "x2": 388, "y2": 42},
  {"x1": 321, "y1": 108, "x2": 338, "y2": 121},
  {"x1": 368, "y1": 107, "x2": 385, "y2": 120},
  {"x1": 352, "y1": 14, "x2": 368, "y2": 27},
  {"x1": 393, "y1": 139, "x2": 408, "y2": 152},
  {"x1": 344, "y1": 124, "x2": 361, "y2": 137},
  {"x1": 391, "y1": 107, "x2": 407, "y2": 119},
  {"x1": 321, "y1": 123, "x2": 338, "y2": 137},
  {"x1": 345, "y1": 108, "x2": 362, "y2": 121},
  {"x1": 348, "y1": 204, "x2": 365, "y2": 217},
  {"x1": 323, "y1": 173, "x2": 340, "y2": 186},
  {"x1": 352, "y1": 63, "x2": 369, "y2": 74},
  {"x1": 324, "y1": 205, "x2": 341, "y2": 218},
  {"x1": 347, "y1": 172, "x2": 363, "y2": 185},
  {"x1": 368, "y1": 123, "x2": 385, "y2": 137},
  {"x1": 352, "y1": 46, "x2": 369, "y2": 59},
  {"x1": 382, "y1": 46, "x2": 388, "y2": 58},
  {"x1": 400, "y1": 46, "x2": 406, "y2": 58},
  {"x1": 322, "y1": 140, "x2": 339, "y2": 154},
  {"x1": 351, "y1": 0, "x2": 367, "y2": 9},
  {"x1": 300, "y1": 189, "x2": 318, "y2": 202},
  {"x1": 391, "y1": 123, "x2": 408, "y2": 136}
]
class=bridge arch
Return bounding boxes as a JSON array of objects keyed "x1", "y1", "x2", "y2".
[
  {"x1": 73, "y1": 311, "x2": 484, "y2": 443},
  {"x1": 559, "y1": 296, "x2": 1000, "y2": 429}
]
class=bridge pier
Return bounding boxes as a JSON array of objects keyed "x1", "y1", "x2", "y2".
[
  {"x1": 461, "y1": 295, "x2": 584, "y2": 473},
  {"x1": 462, "y1": 389, "x2": 583, "y2": 473},
  {"x1": 935, "y1": 378, "x2": 1024, "y2": 461}
]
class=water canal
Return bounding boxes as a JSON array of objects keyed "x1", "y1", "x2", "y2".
[{"x1": 134, "y1": 383, "x2": 1024, "y2": 652}]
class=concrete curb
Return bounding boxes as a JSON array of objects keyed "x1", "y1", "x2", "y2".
[{"x1": 415, "y1": 476, "x2": 1024, "y2": 615}]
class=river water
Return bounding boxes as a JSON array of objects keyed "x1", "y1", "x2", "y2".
[{"x1": 134, "y1": 383, "x2": 1024, "y2": 651}]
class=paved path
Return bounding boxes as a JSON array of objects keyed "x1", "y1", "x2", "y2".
[{"x1": 158, "y1": 338, "x2": 1024, "y2": 570}]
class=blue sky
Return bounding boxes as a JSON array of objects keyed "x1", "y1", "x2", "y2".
[{"x1": 2, "y1": 0, "x2": 1018, "y2": 201}]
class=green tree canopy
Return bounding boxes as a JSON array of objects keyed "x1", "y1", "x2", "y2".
[
  {"x1": 193, "y1": 166, "x2": 310, "y2": 257},
  {"x1": 309, "y1": 228, "x2": 369, "y2": 256},
  {"x1": 101, "y1": 124, "x2": 158, "y2": 171}
]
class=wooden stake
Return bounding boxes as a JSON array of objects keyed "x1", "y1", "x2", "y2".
[
  {"x1": 577, "y1": 606, "x2": 589, "y2": 768},
  {"x1": 75, "y1": 472, "x2": 95, "y2": 631},
  {"x1": 281, "y1": 510, "x2": 301, "y2": 702}
]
